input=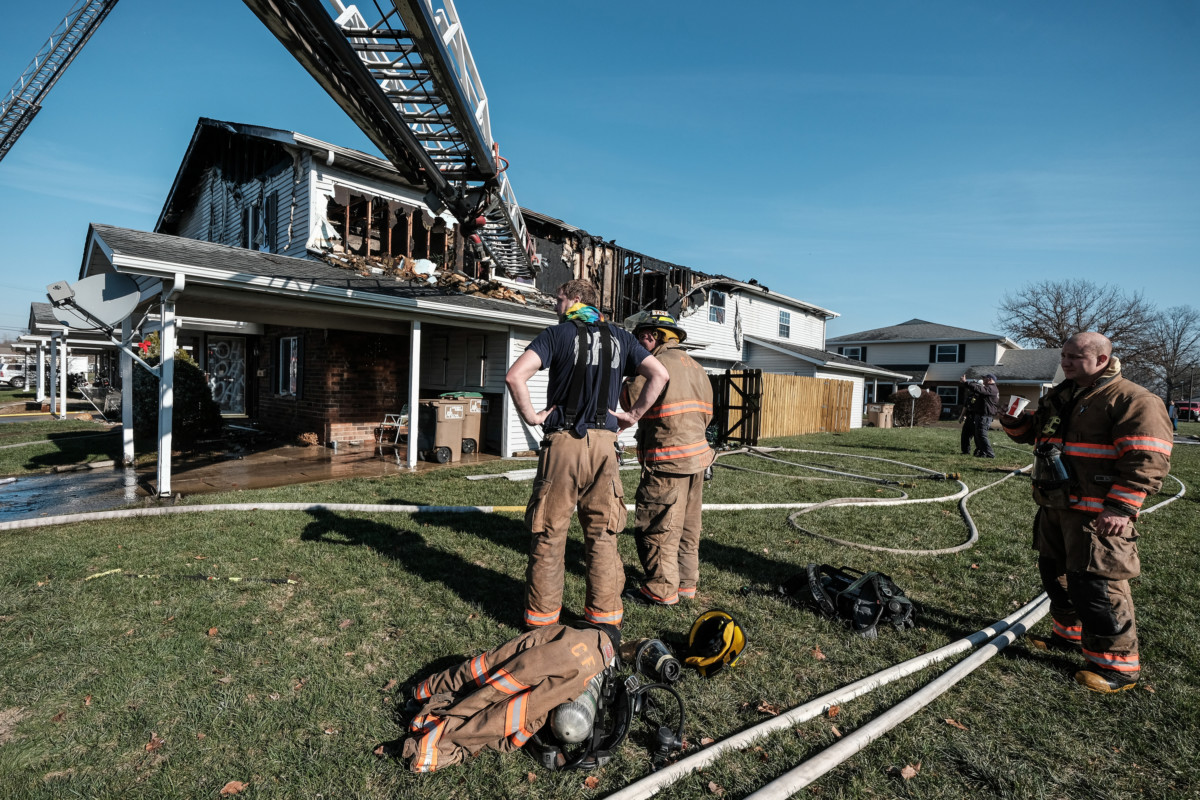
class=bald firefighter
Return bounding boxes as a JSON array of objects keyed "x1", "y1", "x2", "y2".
[
  {"x1": 620, "y1": 311, "x2": 716, "y2": 606},
  {"x1": 1000, "y1": 332, "x2": 1173, "y2": 693}
]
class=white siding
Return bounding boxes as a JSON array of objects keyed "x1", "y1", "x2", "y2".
[
  {"x1": 171, "y1": 155, "x2": 308, "y2": 258},
  {"x1": 506, "y1": 329, "x2": 546, "y2": 455},
  {"x1": 743, "y1": 341, "x2": 817, "y2": 376},
  {"x1": 679, "y1": 289, "x2": 827, "y2": 367}
]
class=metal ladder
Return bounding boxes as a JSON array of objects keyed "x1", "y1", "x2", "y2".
[
  {"x1": 0, "y1": 0, "x2": 121, "y2": 165},
  {"x1": 242, "y1": 0, "x2": 539, "y2": 278}
]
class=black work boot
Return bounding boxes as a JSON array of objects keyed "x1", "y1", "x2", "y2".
[
  {"x1": 1075, "y1": 668, "x2": 1138, "y2": 694},
  {"x1": 1028, "y1": 634, "x2": 1080, "y2": 654}
]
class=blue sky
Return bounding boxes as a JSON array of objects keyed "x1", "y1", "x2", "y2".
[{"x1": 0, "y1": 1, "x2": 1196, "y2": 343}]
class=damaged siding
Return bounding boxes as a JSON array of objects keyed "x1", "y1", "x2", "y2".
[
  {"x1": 308, "y1": 164, "x2": 457, "y2": 263},
  {"x1": 173, "y1": 151, "x2": 308, "y2": 257}
]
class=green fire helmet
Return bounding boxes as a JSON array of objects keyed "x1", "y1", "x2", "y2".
[
  {"x1": 622, "y1": 310, "x2": 687, "y2": 343},
  {"x1": 684, "y1": 609, "x2": 746, "y2": 677}
]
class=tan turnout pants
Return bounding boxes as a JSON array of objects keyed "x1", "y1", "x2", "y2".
[
  {"x1": 523, "y1": 429, "x2": 627, "y2": 627},
  {"x1": 633, "y1": 468, "x2": 705, "y2": 604}
]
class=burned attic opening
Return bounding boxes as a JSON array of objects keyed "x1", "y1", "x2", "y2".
[{"x1": 325, "y1": 188, "x2": 454, "y2": 267}]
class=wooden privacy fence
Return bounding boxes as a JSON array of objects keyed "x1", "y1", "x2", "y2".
[{"x1": 758, "y1": 373, "x2": 853, "y2": 437}]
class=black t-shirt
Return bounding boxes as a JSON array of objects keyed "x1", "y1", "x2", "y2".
[{"x1": 526, "y1": 321, "x2": 650, "y2": 435}]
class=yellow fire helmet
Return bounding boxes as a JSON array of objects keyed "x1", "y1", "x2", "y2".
[
  {"x1": 684, "y1": 609, "x2": 746, "y2": 677},
  {"x1": 622, "y1": 310, "x2": 688, "y2": 343}
]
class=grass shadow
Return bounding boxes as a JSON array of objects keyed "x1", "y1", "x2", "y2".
[{"x1": 300, "y1": 507, "x2": 526, "y2": 629}]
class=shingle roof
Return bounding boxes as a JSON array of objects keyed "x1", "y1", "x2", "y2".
[
  {"x1": 89, "y1": 225, "x2": 556, "y2": 322},
  {"x1": 827, "y1": 318, "x2": 1007, "y2": 344},
  {"x1": 743, "y1": 336, "x2": 912, "y2": 379},
  {"x1": 967, "y1": 348, "x2": 1062, "y2": 382}
]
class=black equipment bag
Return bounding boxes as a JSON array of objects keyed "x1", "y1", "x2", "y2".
[{"x1": 781, "y1": 564, "x2": 915, "y2": 638}]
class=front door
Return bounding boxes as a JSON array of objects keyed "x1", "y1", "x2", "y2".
[{"x1": 206, "y1": 336, "x2": 246, "y2": 415}]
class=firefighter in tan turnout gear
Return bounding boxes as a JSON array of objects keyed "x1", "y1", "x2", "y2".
[
  {"x1": 402, "y1": 623, "x2": 618, "y2": 772},
  {"x1": 620, "y1": 311, "x2": 716, "y2": 606},
  {"x1": 1000, "y1": 332, "x2": 1173, "y2": 693}
]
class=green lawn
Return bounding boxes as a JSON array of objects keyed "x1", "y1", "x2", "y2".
[{"x1": 0, "y1": 424, "x2": 1197, "y2": 799}]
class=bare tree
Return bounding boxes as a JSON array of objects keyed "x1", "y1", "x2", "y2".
[
  {"x1": 994, "y1": 280, "x2": 1157, "y2": 363},
  {"x1": 1140, "y1": 305, "x2": 1200, "y2": 400}
]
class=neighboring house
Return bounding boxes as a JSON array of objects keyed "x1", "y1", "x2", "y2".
[{"x1": 827, "y1": 319, "x2": 1056, "y2": 413}]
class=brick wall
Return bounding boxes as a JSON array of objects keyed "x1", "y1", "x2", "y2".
[{"x1": 256, "y1": 326, "x2": 410, "y2": 445}]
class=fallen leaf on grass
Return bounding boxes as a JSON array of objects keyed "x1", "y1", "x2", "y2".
[
  {"x1": 811, "y1": 646, "x2": 826, "y2": 661},
  {"x1": 831, "y1": 725, "x2": 842, "y2": 738},
  {"x1": 381, "y1": 679, "x2": 397, "y2": 692},
  {"x1": 84, "y1": 696, "x2": 92, "y2": 707},
  {"x1": 887, "y1": 762, "x2": 921, "y2": 780},
  {"x1": 197, "y1": 733, "x2": 206, "y2": 740},
  {"x1": 944, "y1": 718, "x2": 968, "y2": 731},
  {"x1": 293, "y1": 678, "x2": 308, "y2": 691},
  {"x1": 219, "y1": 780, "x2": 247, "y2": 796},
  {"x1": 584, "y1": 775, "x2": 600, "y2": 789},
  {"x1": 217, "y1": 676, "x2": 233, "y2": 685},
  {"x1": 700, "y1": 737, "x2": 715, "y2": 746},
  {"x1": 145, "y1": 732, "x2": 165, "y2": 752},
  {"x1": 1143, "y1": 685, "x2": 1156, "y2": 693},
  {"x1": 37, "y1": 581, "x2": 47, "y2": 587},
  {"x1": 268, "y1": 693, "x2": 280, "y2": 701},
  {"x1": 124, "y1": 629, "x2": 134, "y2": 636},
  {"x1": 708, "y1": 781, "x2": 724, "y2": 795},
  {"x1": 164, "y1": 616, "x2": 175, "y2": 623},
  {"x1": 756, "y1": 701, "x2": 782, "y2": 716},
  {"x1": 207, "y1": 628, "x2": 218, "y2": 637},
  {"x1": 51, "y1": 712, "x2": 65, "y2": 723},
  {"x1": 373, "y1": 745, "x2": 387, "y2": 758},
  {"x1": 467, "y1": 613, "x2": 477, "y2": 621},
  {"x1": 194, "y1": 556, "x2": 207, "y2": 561},
  {"x1": 324, "y1": 728, "x2": 339, "y2": 735},
  {"x1": 338, "y1": 619, "x2": 354, "y2": 630},
  {"x1": 526, "y1": 772, "x2": 537, "y2": 783},
  {"x1": 827, "y1": 705, "x2": 840, "y2": 719}
]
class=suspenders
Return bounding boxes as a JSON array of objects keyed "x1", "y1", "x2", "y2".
[{"x1": 562, "y1": 320, "x2": 614, "y2": 429}]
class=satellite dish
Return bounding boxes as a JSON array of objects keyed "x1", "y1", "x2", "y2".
[
  {"x1": 47, "y1": 273, "x2": 141, "y2": 330},
  {"x1": 906, "y1": 384, "x2": 922, "y2": 399}
]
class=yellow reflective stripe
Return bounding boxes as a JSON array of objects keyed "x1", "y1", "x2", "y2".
[
  {"x1": 1114, "y1": 435, "x2": 1173, "y2": 456},
  {"x1": 1083, "y1": 648, "x2": 1140, "y2": 671},
  {"x1": 643, "y1": 440, "x2": 711, "y2": 461}
]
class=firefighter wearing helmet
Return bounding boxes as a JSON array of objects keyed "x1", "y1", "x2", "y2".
[{"x1": 620, "y1": 310, "x2": 716, "y2": 606}]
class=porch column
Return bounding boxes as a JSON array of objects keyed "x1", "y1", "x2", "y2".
[
  {"x1": 121, "y1": 317, "x2": 135, "y2": 466},
  {"x1": 36, "y1": 343, "x2": 46, "y2": 402},
  {"x1": 158, "y1": 296, "x2": 177, "y2": 496},
  {"x1": 407, "y1": 320, "x2": 421, "y2": 469}
]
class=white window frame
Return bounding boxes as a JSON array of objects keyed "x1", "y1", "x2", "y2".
[
  {"x1": 936, "y1": 386, "x2": 960, "y2": 405},
  {"x1": 842, "y1": 346, "x2": 863, "y2": 361},
  {"x1": 778, "y1": 310, "x2": 791, "y2": 338},
  {"x1": 934, "y1": 343, "x2": 961, "y2": 363},
  {"x1": 709, "y1": 291, "x2": 726, "y2": 324}
]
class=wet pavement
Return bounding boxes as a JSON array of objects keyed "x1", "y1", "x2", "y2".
[{"x1": 0, "y1": 426, "x2": 502, "y2": 524}]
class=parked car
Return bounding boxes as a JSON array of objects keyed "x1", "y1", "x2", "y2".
[
  {"x1": 1177, "y1": 401, "x2": 1200, "y2": 422},
  {"x1": 0, "y1": 362, "x2": 27, "y2": 389}
]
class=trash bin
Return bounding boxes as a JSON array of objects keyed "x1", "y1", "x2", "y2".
[
  {"x1": 866, "y1": 402, "x2": 894, "y2": 429},
  {"x1": 417, "y1": 399, "x2": 465, "y2": 463},
  {"x1": 440, "y1": 392, "x2": 488, "y2": 454}
]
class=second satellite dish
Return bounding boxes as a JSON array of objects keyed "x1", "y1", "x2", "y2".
[{"x1": 47, "y1": 273, "x2": 141, "y2": 330}]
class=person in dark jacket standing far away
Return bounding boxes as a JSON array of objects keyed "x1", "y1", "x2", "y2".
[
  {"x1": 1000, "y1": 332, "x2": 1173, "y2": 693},
  {"x1": 960, "y1": 372, "x2": 1000, "y2": 457},
  {"x1": 506, "y1": 279, "x2": 668, "y2": 631}
]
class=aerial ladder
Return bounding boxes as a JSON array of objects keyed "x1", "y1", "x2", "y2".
[
  {"x1": 242, "y1": 0, "x2": 539, "y2": 278},
  {"x1": 0, "y1": 0, "x2": 120, "y2": 165}
]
